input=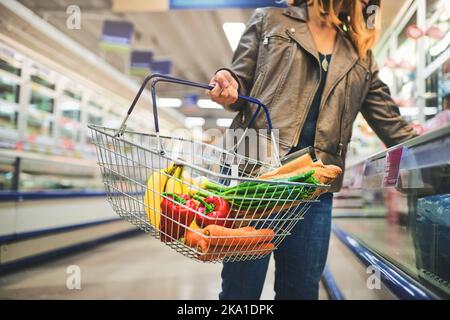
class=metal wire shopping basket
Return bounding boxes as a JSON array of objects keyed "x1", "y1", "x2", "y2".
[{"x1": 89, "y1": 74, "x2": 329, "y2": 263}]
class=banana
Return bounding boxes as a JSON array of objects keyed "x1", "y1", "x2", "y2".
[
  {"x1": 180, "y1": 167, "x2": 193, "y2": 195},
  {"x1": 164, "y1": 165, "x2": 184, "y2": 194},
  {"x1": 144, "y1": 164, "x2": 175, "y2": 229}
]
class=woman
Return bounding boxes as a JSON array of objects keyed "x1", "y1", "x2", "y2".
[{"x1": 208, "y1": 0, "x2": 418, "y2": 300}]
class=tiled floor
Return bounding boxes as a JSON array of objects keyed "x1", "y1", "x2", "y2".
[{"x1": 0, "y1": 233, "x2": 328, "y2": 300}]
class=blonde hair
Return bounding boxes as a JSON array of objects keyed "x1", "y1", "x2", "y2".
[{"x1": 295, "y1": 0, "x2": 380, "y2": 60}]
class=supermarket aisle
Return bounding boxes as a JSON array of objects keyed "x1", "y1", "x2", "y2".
[{"x1": 0, "y1": 233, "x2": 328, "y2": 300}]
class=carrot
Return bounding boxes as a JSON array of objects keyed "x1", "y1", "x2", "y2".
[
  {"x1": 197, "y1": 242, "x2": 275, "y2": 262},
  {"x1": 185, "y1": 225, "x2": 255, "y2": 248},
  {"x1": 202, "y1": 225, "x2": 275, "y2": 247},
  {"x1": 258, "y1": 153, "x2": 314, "y2": 180},
  {"x1": 184, "y1": 228, "x2": 203, "y2": 248}
]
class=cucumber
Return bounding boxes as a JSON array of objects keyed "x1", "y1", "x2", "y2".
[
  {"x1": 221, "y1": 170, "x2": 317, "y2": 196},
  {"x1": 223, "y1": 187, "x2": 304, "y2": 202}
]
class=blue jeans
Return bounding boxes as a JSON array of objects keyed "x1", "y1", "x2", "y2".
[{"x1": 219, "y1": 192, "x2": 333, "y2": 300}]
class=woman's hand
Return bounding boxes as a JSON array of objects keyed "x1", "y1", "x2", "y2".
[{"x1": 207, "y1": 70, "x2": 239, "y2": 107}]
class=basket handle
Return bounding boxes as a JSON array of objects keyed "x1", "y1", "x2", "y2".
[{"x1": 117, "y1": 74, "x2": 280, "y2": 165}]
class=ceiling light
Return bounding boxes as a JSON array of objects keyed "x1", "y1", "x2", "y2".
[
  {"x1": 0, "y1": 103, "x2": 15, "y2": 114},
  {"x1": 399, "y1": 107, "x2": 418, "y2": 116},
  {"x1": 197, "y1": 99, "x2": 222, "y2": 109},
  {"x1": 60, "y1": 100, "x2": 80, "y2": 111},
  {"x1": 157, "y1": 98, "x2": 182, "y2": 108},
  {"x1": 223, "y1": 23, "x2": 246, "y2": 51},
  {"x1": 216, "y1": 118, "x2": 233, "y2": 127},
  {"x1": 185, "y1": 117, "x2": 205, "y2": 128},
  {"x1": 104, "y1": 119, "x2": 120, "y2": 128}
]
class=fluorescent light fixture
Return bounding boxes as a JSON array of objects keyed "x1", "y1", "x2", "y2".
[
  {"x1": 223, "y1": 22, "x2": 246, "y2": 51},
  {"x1": 197, "y1": 99, "x2": 222, "y2": 109},
  {"x1": 0, "y1": 103, "x2": 15, "y2": 114},
  {"x1": 216, "y1": 118, "x2": 233, "y2": 127},
  {"x1": 399, "y1": 107, "x2": 419, "y2": 116},
  {"x1": 429, "y1": 31, "x2": 450, "y2": 57},
  {"x1": 157, "y1": 98, "x2": 182, "y2": 108},
  {"x1": 399, "y1": 107, "x2": 439, "y2": 116},
  {"x1": 425, "y1": 107, "x2": 438, "y2": 115},
  {"x1": 60, "y1": 100, "x2": 80, "y2": 111},
  {"x1": 185, "y1": 117, "x2": 205, "y2": 128},
  {"x1": 104, "y1": 119, "x2": 121, "y2": 127}
]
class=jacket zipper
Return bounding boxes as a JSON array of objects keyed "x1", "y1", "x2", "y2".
[
  {"x1": 336, "y1": 75, "x2": 349, "y2": 156},
  {"x1": 263, "y1": 34, "x2": 292, "y2": 45},
  {"x1": 286, "y1": 29, "x2": 322, "y2": 150},
  {"x1": 268, "y1": 40, "x2": 297, "y2": 120},
  {"x1": 335, "y1": 65, "x2": 371, "y2": 155},
  {"x1": 314, "y1": 56, "x2": 358, "y2": 156}
]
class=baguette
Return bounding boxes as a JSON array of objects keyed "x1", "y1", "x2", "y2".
[{"x1": 258, "y1": 153, "x2": 314, "y2": 180}]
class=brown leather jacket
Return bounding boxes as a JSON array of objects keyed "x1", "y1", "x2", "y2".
[{"x1": 222, "y1": 5, "x2": 418, "y2": 192}]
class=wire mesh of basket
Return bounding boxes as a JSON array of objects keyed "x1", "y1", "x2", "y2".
[{"x1": 89, "y1": 74, "x2": 329, "y2": 263}]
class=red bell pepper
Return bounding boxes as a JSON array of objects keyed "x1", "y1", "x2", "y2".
[
  {"x1": 194, "y1": 195, "x2": 234, "y2": 228},
  {"x1": 160, "y1": 193, "x2": 197, "y2": 242}
]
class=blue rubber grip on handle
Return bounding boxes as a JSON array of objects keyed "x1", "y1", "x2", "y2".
[{"x1": 124, "y1": 74, "x2": 272, "y2": 133}]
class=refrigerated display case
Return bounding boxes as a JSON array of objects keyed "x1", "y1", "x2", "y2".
[
  {"x1": 334, "y1": 125, "x2": 450, "y2": 298},
  {"x1": 0, "y1": 42, "x2": 147, "y2": 160},
  {"x1": 0, "y1": 53, "x2": 21, "y2": 133},
  {"x1": 59, "y1": 83, "x2": 83, "y2": 146}
]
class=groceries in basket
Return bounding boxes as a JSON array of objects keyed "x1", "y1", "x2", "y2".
[{"x1": 142, "y1": 153, "x2": 342, "y2": 261}]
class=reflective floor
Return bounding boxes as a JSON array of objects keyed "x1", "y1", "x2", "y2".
[
  {"x1": 334, "y1": 218, "x2": 415, "y2": 278},
  {"x1": 0, "y1": 233, "x2": 328, "y2": 300}
]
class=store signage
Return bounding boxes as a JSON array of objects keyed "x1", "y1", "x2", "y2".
[
  {"x1": 113, "y1": 0, "x2": 288, "y2": 11},
  {"x1": 383, "y1": 146, "x2": 404, "y2": 187},
  {"x1": 100, "y1": 20, "x2": 134, "y2": 52},
  {"x1": 113, "y1": 0, "x2": 168, "y2": 12},
  {"x1": 150, "y1": 59, "x2": 172, "y2": 75},
  {"x1": 183, "y1": 94, "x2": 198, "y2": 106},
  {"x1": 130, "y1": 51, "x2": 154, "y2": 76},
  {"x1": 169, "y1": 0, "x2": 288, "y2": 9}
]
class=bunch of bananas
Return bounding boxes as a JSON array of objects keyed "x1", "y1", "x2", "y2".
[
  {"x1": 144, "y1": 164, "x2": 228, "y2": 229},
  {"x1": 143, "y1": 164, "x2": 193, "y2": 229}
]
